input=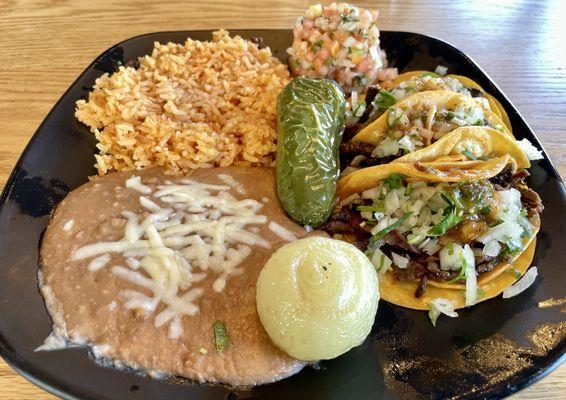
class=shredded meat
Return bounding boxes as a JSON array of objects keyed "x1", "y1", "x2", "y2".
[
  {"x1": 317, "y1": 220, "x2": 354, "y2": 234},
  {"x1": 340, "y1": 140, "x2": 374, "y2": 157},
  {"x1": 476, "y1": 258, "x2": 499, "y2": 273},
  {"x1": 358, "y1": 85, "x2": 381, "y2": 123},
  {"x1": 339, "y1": 139, "x2": 402, "y2": 170},
  {"x1": 519, "y1": 187, "x2": 544, "y2": 214},
  {"x1": 489, "y1": 165, "x2": 529, "y2": 190},
  {"x1": 318, "y1": 204, "x2": 373, "y2": 238},
  {"x1": 393, "y1": 259, "x2": 426, "y2": 282},
  {"x1": 383, "y1": 230, "x2": 423, "y2": 257},
  {"x1": 426, "y1": 261, "x2": 456, "y2": 281},
  {"x1": 342, "y1": 85, "x2": 382, "y2": 142},
  {"x1": 469, "y1": 88, "x2": 483, "y2": 98},
  {"x1": 415, "y1": 275, "x2": 428, "y2": 298}
]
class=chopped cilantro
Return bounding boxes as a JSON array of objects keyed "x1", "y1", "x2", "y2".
[
  {"x1": 448, "y1": 243, "x2": 455, "y2": 255},
  {"x1": 420, "y1": 72, "x2": 438, "y2": 78},
  {"x1": 511, "y1": 268, "x2": 523, "y2": 279},
  {"x1": 461, "y1": 149, "x2": 475, "y2": 159},
  {"x1": 385, "y1": 173, "x2": 406, "y2": 189},
  {"x1": 429, "y1": 192, "x2": 463, "y2": 236},
  {"x1": 311, "y1": 40, "x2": 324, "y2": 52},
  {"x1": 377, "y1": 254, "x2": 386, "y2": 272},
  {"x1": 369, "y1": 212, "x2": 413, "y2": 242},
  {"x1": 461, "y1": 148, "x2": 489, "y2": 161},
  {"x1": 473, "y1": 119, "x2": 486, "y2": 126},
  {"x1": 387, "y1": 109, "x2": 406, "y2": 128},
  {"x1": 479, "y1": 205, "x2": 491, "y2": 215},
  {"x1": 447, "y1": 263, "x2": 466, "y2": 283},
  {"x1": 373, "y1": 90, "x2": 397, "y2": 111},
  {"x1": 289, "y1": 59, "x2": 301, "y2": 70},
  {"x1": 501, "y1": 240, "x2": 524, "y2": 257}
]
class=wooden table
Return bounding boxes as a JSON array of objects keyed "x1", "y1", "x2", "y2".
[{"x1": 0, "y1": 0, "x2": 564, "y2": 398}]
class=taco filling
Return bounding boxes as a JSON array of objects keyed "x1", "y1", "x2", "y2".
[
  {"x1": 320, "y1": 165, "x2": 543, "y2": 303},
  {"x1": 355, "y1": 73, "x2": 487, "y2": 127},
  {"x1": 341, "y1": 94, "x2": 506, "y2": 172}
]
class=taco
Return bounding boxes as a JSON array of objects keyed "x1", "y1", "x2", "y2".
[
  {"x1": 320, "y1": 154, "x2": 543, "y2": 311},
  {"x1": 362, "y1": 70, "x2": 511, "y2": 132},
  {"x1": 393, "y1": 126, "x2": 529, "y2": 168},
  {"x1": 340, "y1": 90, "x2": 511, "y2": 172}
]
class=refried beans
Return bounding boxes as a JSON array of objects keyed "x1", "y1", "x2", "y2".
[{"x1": 39, "y1": 167, "x2": 308, "y2": 386}]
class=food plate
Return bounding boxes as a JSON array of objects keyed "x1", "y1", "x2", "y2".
[{"x1": 0, "y1": 29, "x2": 564, "y2": 400}]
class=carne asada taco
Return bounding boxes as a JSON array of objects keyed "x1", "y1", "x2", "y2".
[
  {"x1": 340, "y1": 91, "x2": 511, "y2": 172},
  {"x1": 393, "y1": 126, "x2": 529, "y2": 168},
  {"x1": 380, "y1": 70, "x2": 511, "y2": 132},
  {"x1": 321, "y1": 155, "x2": 543, "y2": 311}
]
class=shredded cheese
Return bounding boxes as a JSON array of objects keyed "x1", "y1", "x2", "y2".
[
  {"x1": 73, "y1": 174, "x2": 274, "y2": 339},
  {"x1": 268, "y1": 221, "x2": 297, "y2": 242},
  {"x1": 88, "y1": 254, "x2": 111, "y2": 272},
  {"x1": 218, "y1": 174, "x2": 246, "y2": 194},
  {"x1": 125, "y1": 176, "x2": 152, "y2": 194}
]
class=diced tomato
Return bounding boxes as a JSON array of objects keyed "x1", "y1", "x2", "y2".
[
  {"x1": 334, "y1": 31, "x2": 349, "y2": 44},
  {"x1": 356, "y1": 59, "x2": 369, "y2": 72},
  {"x1": 318, "y1": 48, "x2": 330, "y2": 61},
  {"x1": 309, "y1": 29, "x2": 322, "y2": 43},
  {"x1": 325, "y1": 40, "x2": 340, "y2": 56}
]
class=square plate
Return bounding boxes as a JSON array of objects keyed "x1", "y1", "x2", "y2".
[{"x1": 0, "y1": 30, "x2": 564, "y2": 400}]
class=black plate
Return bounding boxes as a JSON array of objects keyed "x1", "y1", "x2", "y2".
[{"x1": 0, "y1": 30, "x2": 564, "y2": 400}]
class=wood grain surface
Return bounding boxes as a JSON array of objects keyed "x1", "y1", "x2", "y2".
[{"x1": 0, "y1": 0, "x2": 564, "y2": 398}]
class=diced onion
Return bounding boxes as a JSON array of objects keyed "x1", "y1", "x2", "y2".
[
  {"x1": 502, "y1": 267, "x2": 538, "y2": 298},
  {"x1": 439, "y1": 243, "x2": 464, "y2": 271},
  {"x1": 361, "y1": 186, "x2": 381, "y2": 200},
  {"x1": 477, "y1": 220, "x2": 522, "y2": 244},
  {"x1": 350, "y1": 155, "x2": 366, "y2": 167},
  {"x1": 516, "y1": 139, "x2": 544, "y2": 161},
  {"x1": 435, "y1": 65, "x2": 448, "y2": 76},
  {"x1": 391, "y1": 252, "x2": 409, "y2": 269},
  {"x1": 464, "y1": 244, "x2": 478, "y2": 306},
  {"x1": 483, "y1": 240, "x2": 501, "y2": 257},
  {"x1": 371, "y1": 248, "x2": 392, "y2": 274},
  {"x1": 494, "y1": 189, "x2": 522, "y2": 221},
  {"x1": 398, "y1": 135, "x2": 416, "y2": 153},
  {"x1": 428, "y1": 298, "x2": 458, "y2": 327}
]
